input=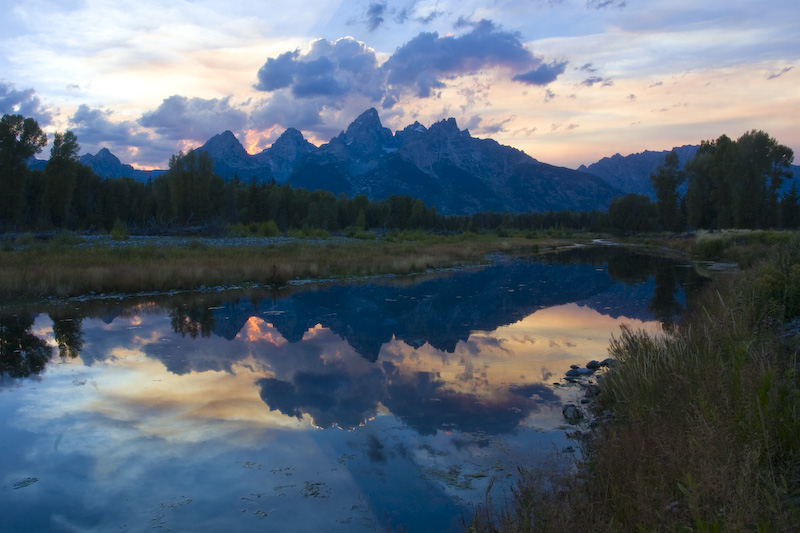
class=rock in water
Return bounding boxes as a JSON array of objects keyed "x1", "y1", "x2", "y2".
[{"x1": 562, "y1": 404, "x2": 585, "y2": 423}]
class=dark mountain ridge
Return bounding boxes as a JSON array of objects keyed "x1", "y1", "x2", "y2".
[
  {"x1": 578, "y1": 145, "x2": 700, "y2": 199},
  {"x1": 27, "y1": 148, "x2": 165, "y2": 180},
  {"x1": 198, "y1": 108, "x2": 622, "y2": 214},
  {"x1": 579, "y1": 145, "x2": 799, "y2": 198},
  {"x1": 79, "y1": 148, "x2": 165, "y2": 181},
  {"x1": 25, "y1": 108, "x2": 798, "y2": 214}
]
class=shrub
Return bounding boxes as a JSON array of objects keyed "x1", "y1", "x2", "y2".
[
  {"x1": 110, "y1": 219, "x2": 130, "y2": 241},
  {"x1": 52, "y1": 230, "x2": 83, "y2": 247},
  {"x1": 256, "y1": 220, "x2": 281, "y2": 237},
  {"x1": 693, "y1": 234, "x2": 732, "y2": 259},
  {"x1": 14, "y1": 233, "x2": 36, "y2": 246}
]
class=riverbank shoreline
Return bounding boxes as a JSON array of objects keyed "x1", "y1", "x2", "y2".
[
  {"x1": 470, "y1": 230, "x2": 800, "y2": 531},
  {"x1": 0, "y1": 232, "x2": 590, "y2": 307}
]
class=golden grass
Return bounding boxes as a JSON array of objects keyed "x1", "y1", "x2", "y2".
[{"x1": 0, "y1": 234, "x2": 574, "y2": 302}]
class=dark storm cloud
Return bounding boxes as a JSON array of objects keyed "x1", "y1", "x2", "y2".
[
  {"x1": 513, "y1": 60, "x2": 569, "y2": 86},
  {"x1": 138, "y1": 95, "x2": 248, "y2": 141},
  {"x1": 0, "y1": 82, "x2": 52, "y2": 125}
]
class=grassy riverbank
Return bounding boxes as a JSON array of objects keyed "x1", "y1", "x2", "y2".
[
  {"x1": 471, "y1": 231, "x2": 800, "y2": 531},
  {"x1": 0, "y1": 231, "x2": 578, "y2": 303}
]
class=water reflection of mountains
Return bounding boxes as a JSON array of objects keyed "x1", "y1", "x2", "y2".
[
  {"x1": 211, "y1": 247, "x2": 700, "y2": 361},
  {"x1": 3, "y1": 247, "x2": 702, "y2": 376},
  {"x1": 2, "y1": 247, "x2": 704, "y2": 435}
]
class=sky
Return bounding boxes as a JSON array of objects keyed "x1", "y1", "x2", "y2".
[{"x1": 1, "y1": 0, "x2": 798, "y2": 170}]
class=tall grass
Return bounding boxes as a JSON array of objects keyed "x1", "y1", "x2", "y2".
[
  {"x1": 470, "y1": 235, "x2": 800, "y2": 531},
  {"x1": 0, "y1": 234, "x2": 558, "y2": 301}
]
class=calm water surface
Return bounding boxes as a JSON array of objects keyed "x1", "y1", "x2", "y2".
[{"x1": 0, "y1": 247, "x2": 703, "y2": 532}]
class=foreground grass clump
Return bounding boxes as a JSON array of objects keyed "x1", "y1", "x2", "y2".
[
  {"x1": 0, "y1": 233, "x2": 563, "y2": 302},
  {"x1": 472, "y1": 237, "x2": 800, "y2": 532}
]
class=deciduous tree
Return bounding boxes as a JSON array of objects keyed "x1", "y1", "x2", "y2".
[
  {"x1": 41, "y1": 131, "x2": 81, "y2": 227},
  {"x1": 649, "y1": 150, "x2": 685, "y2": 231},
  {"x1": 0, "y1": 114, "x2": 47, "y2": 226}
]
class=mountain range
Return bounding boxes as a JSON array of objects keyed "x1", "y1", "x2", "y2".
[
  {"x1": 30, "y1": 108, "x2": 799, "y2": 213},
  {"x1": 577, "y1": 145, "x2": 700, "y2": 199},
  {"x1": 195, "y1": 108, "x2": 621, "y2": 214}
]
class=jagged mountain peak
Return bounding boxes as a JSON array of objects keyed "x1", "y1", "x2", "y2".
[
  {"x1": 84, "y1": 147, "x2": 121, "y2": 165},
  {"x1": 350, "y1": 107, "x2": 381, "y2": 126},
  {"x1": 200, "y1": 130, "x2": 248, "y2": 158},
  {"x1": 343, "y1": 107, "x2": 393, "y2": 145},
  {"x1": 429, "y1": 117, "x2": 460, "y2": 133},
  {"x1": 77, "y1": 147, "x2": 164, "y2": 180},
  {"x1": 270, "y1": 127, "x2": 313, "y2": 151}
]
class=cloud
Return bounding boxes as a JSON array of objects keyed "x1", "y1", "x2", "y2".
[
  {"x1": 365, "y1": 2, "x2": 387, "y2": 31},
  {"x1": 254, "y1": 37, "x2": 384, "y2": 102},
  {"x1": 0, "y1": 82, "x2": 52, "y2": 125},
  {"x1": 71, "y1": 105, "x2": 144, "y2": 145},
  {"x1": 250, "y1": 93, "x2": 326, "y2": 132},
  {"x1": 69, "y1": 104, "x2": 173, "y2": 165},
  {"x1": 551, "y1": 122, "x2": 579, "y2": 131},
  {"x1": 385, "y1": 20, "x2": 561, "y2": 97},
  {"x1": 257, "y1": 364, "x2": 386, "y2": 429},
  {"x1": 138, "y1": 95, "x2": 248, "y2": 141},
  {"x1": 351, "y1": 1, "x2": 440, "y2": 29},
  {"x1": 513, "y1": 60, "x2": 569, "y2": 86},
  {"x1": 513, "y1": 126, "x2": 538, "y2": 136},
  {"x1": 767, "y1": 66, "x2": 793, "y2": 80},
  {"x1": 581, "y1": 76, "x2": 614, "y2": 87},
  {"x1": 463, "y1": 114, "x2": 515, "y2": 135},
  {"x1": 587, "y1": 0, "x2": 627, "y2": 8},
  {"x1": 453, "y1": 16, "x2": 473, "y2": 29},
  {"x1": 250, "y1": 21, "x2": 565, "y2": 136}
]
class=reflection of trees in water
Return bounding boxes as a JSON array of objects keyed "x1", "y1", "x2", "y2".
[
  {"x1": 0, "y1": 314, "x2": 52, "y2": 378},
  {"x1": 649, "y1": 267, "x2": 684, "y2": 325},
  {"x1": 548, "y1": 246, "x2": 706, "y2": 324},
  {"x1": 169, "y1": 303, "x2": 216, "y2": 338},
  {"x1": 50, "y1": 311, "x2": 84, "y2": 359}
]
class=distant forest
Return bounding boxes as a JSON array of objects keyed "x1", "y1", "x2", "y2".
[{"x1": 1, "y1": 113, "x2": 797, "y2": 236}]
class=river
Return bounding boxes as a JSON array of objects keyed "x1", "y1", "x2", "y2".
[{"x1": 0, "y1": 246, "x2": 704, "y2": 532}]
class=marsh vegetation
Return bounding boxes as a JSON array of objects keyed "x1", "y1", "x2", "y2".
[{"x1": 470, "y1": 231, "x2": 800, "y2": 532}]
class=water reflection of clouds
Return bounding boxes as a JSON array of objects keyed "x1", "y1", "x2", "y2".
[
  {"x1": 33, "y1": 302, "x2": 659, "y2": 440},
  {"x1": 1, "y1": 251, "x2": 703, "y2": 531}
]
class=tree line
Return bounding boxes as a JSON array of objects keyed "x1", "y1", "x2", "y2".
[
  {"x1": 1, "y1": 113, "x2": 796, "y2": 236},
  {"x1": 609, "y1": 129, "x2": 797, "y2": 233}
]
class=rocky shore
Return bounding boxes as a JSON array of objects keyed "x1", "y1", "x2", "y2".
[{"x1": 558, "y1": 358, "x2": 616, "y2": 452}]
